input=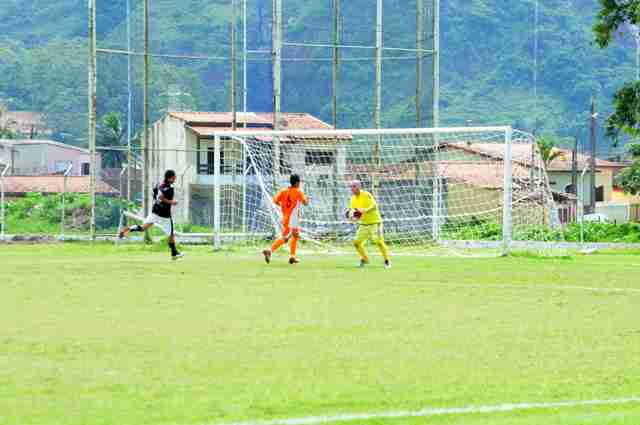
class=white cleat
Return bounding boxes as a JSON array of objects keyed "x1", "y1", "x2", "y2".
[
  {"x1": 172, "y1": 253, "x2": 185, "y2": 261},
  {"x1": 384, "y1": 260, "x2": 392, "y2": 270}
]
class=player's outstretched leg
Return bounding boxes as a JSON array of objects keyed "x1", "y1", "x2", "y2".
[
  {"x1": 263, "y1": 229, "x2": 289, "y2": 264},
  {"x1": 119, "y1": 223, "x2": 150, "y2": 239}
]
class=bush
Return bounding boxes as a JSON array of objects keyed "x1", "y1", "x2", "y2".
[
  {"x1": 5, "y1": 192, "x2": 133, "y2": 234},
  {"x1": 443, "y1": 220, "x2": 640, "y2": 243}
]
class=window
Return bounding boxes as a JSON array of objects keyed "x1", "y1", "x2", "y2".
[
  {"x1": 81, "y1": 163, "x2": 90, "y2": 176},
  {"x1": 207, "y1": 148, "x2": 225, "y2": 175},
  {"x1": 55, "y1": 161, "x2": 72, "y2": 174},
  {"x1": 305, "y1": 150, "x2": 335, "y2": 166},
  {"x1": 595, "y1": 185, "x2": 604, "y2": 202}
]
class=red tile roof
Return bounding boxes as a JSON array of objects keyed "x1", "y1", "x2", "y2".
[
  {"x1": 3, "y1": 176, "x2": 118, "y2": 194},
  {"x1": 170, "y1": 111, "x2": 333, "y2": 131},
  {"x1": 444, "y1": 143, "x2": 626, "y2": 172}
]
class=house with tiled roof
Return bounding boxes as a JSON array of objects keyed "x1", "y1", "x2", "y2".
[
  {"x1": 441, "y1": 142, "x2": 627, "y2": 208},
  {"x1": 149, "y1": 111, "x2": 343, "y2": 225}
]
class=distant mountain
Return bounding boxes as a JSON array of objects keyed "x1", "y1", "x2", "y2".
[{"x1": 0, "y1": 0, "x2": 634, "y2": 153}]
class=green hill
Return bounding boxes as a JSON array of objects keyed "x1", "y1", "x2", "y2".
[{"x1": 0, "y1": 0, "x2": 634, "y2": 152}]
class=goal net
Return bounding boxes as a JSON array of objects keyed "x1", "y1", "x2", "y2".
[{"x1": 205, "y1": 127, "x2": 561, "y2": 255}]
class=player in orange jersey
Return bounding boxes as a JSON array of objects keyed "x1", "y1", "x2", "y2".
[{"x1": 262, "y1": 174, "x2": 309, "y2": 265}]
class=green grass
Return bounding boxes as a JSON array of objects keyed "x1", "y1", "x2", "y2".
[{"x1": 1, "y1": 244, "x2": 639, "y2": 425}]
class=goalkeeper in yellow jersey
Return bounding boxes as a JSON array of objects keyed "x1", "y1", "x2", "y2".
[{"x1": 348, "y1": 180, "x2": 391, "y2": 269}]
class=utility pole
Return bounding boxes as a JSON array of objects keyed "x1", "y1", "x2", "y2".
[
  {"x1": 432, "y1": 0, "x2": 440, "y2": 128},
  {"x1": 143, "y1": 0, "x2": 151, "y2": 242},
  {"x1": 231, "y1": 0, "x2": 238, "y2": 130},
  {"x1": 416, "y1": 0, "x2": 423, "y2": 128},
  {"x1": 243, "y1": 0, "x2": 248, "y2": 128},
  {"x1": 589, "y1": 97, "x2": 597, "y2": 214},
  {"x1": 332, "y1": 0, "x2": 340, "y2": 129},
  {"x1": 88, "y1": 0, "x2": 97, "y2": 240},
  {"x1": 272, "y1": 0, "x2": 282, "y2": 130},
  {"x1": 571, "y1": 134, "x2": 578, "y2": 195},
  {"x1": 374, "y1": 0, "x2": 383, "y2": 130},
  {"x1": 126, "y1": 0, "x2": 133, "y2": 203}
]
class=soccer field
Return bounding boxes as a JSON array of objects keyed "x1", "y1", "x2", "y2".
[{"x1": 1, "y1": 244, "x2": 639, "y2": 425}]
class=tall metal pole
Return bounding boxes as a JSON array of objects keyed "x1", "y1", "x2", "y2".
[
  {"x1": 272, "y1": 0, "x2": 282, "y2": 130},
  {"x1": 88, "y1": 0, "x2": 97, "y2": 240},
  {"x1": 432, "y1": 0, "x2": 440, "y2": 127},
  {"x1": 589, "y1": 97, "x2": 597, "y2": 214},
  {"x1": 143, "y1": 0, "x2": 150, "y2": 224},
  {"x1": 231, "y1": 0, "x2": 238, "y2": 131},
  {"x1": 533, "y1": 0, "x2": 539, "y2": 133},
  {"x1": 272, "y1": 0, "x2": 282, "y2": 190},
  {"x1": 374, "y1": 0, "x2": 383, "y2": 130},
  {"x1": 126, "y1": 0, "x2": 133, "y2": 203},
  {"x1": 332, "y1": 0, "x2": 340, "y2": 128},
  {"x1": 416, "y1": 0, "x2": 423, "y2": 128},
  {"x1": 243, "y1": 0, "x2": 248, "y2": 128}
]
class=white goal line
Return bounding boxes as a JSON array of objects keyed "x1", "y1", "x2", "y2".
[{"x1": 210, "y1": 397, "x2": 640, "y2": 425}]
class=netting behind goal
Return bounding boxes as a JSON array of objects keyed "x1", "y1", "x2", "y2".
[{"x1": 197, "y1": 127, "x2": 560, "y2": 255}]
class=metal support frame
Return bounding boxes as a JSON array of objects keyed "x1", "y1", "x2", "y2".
[
  {"x1": 502, "y1": 127, "x2": 514, "y2": 256},
  {"x1": 60, "y1": 164, "x2": 74, "y2": 240}
]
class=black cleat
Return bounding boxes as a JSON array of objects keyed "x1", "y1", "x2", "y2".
[{"x1": 263, "y1": 250, "x2": 272, "y2": 264}]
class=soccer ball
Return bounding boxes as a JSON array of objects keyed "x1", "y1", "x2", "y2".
[{"x1": 345, "y1": 208, "x2": 362, "y2": 222}]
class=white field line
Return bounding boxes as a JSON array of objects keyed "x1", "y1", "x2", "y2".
[
  {"x1": 433, "y1": 282, "x2": 640, "y2": 295},
  {"x1": 212, "y1": 397, "x2": 640, "y2": 425}
]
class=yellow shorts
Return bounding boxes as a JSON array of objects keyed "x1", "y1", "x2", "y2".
[{"x1": 355, "y1": 223, "x2": 384, "y2": 244}]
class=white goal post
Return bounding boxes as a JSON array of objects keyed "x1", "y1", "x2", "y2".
[{"x1": 201, "y1": 126, "x2": 558, "y2": 255}]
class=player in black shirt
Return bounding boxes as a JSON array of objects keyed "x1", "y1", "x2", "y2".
[{"x1": 119, "y1": 169, "x2": 184, "y2": 260}]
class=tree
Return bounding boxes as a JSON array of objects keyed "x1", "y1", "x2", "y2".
[
  {"x1": 0, "y1": 102, "x2": 16, "y2": 139},
  {"x1": 537, "y1": 135, "x2": 564, "y2": 169},
  {"x1": 98, "y1": 112, "x2": 127, "y2": 169},
  {"x1": 594, "y1": 0, "x2": 640, "y2": 194}
]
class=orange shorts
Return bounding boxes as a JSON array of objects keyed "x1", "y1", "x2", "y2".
[{"x1": 281, "y1": 215, "x2": 300, "y2": 238}]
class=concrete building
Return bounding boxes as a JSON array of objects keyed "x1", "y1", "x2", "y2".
[
  {"x1": 0, "y1": 139, "x2": 100, "y2": 177},
  {"x1": 148, "y1": 112, "x2": 344, "y2": 227}
]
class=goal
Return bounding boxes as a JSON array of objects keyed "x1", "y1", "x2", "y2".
[{"x1": 205, "y1": 127, "x2": 560, "y2": 255}]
